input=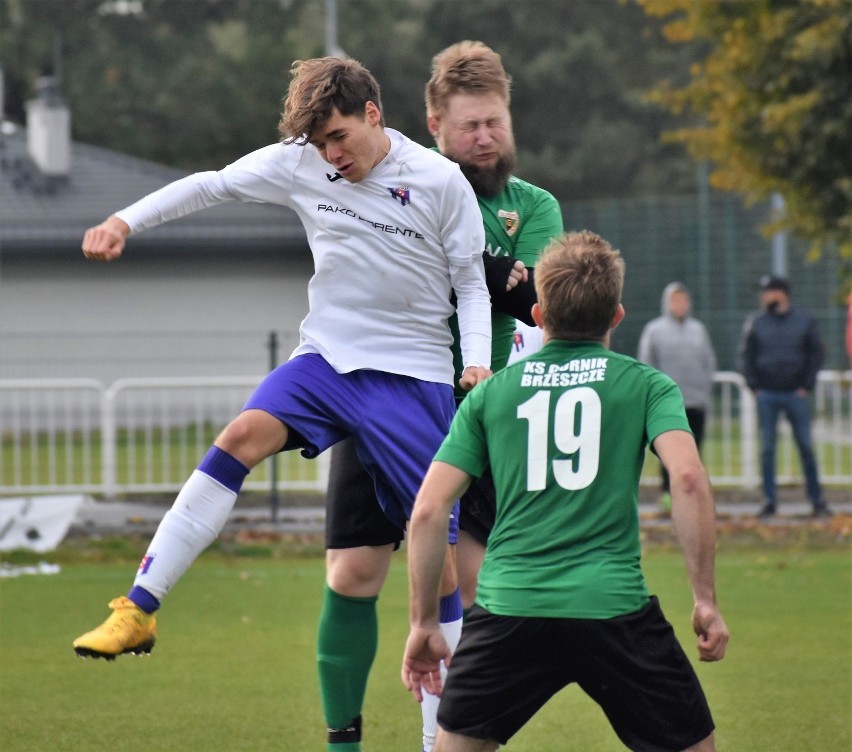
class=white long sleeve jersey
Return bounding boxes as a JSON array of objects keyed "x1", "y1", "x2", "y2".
[{"x1": 116, "y1": 129, "x2": 491, "y2": 385}]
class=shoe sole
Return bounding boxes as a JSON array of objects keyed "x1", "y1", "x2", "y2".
[{"x1": 74, "y1": 640, "x2": 155, "y2": 660}]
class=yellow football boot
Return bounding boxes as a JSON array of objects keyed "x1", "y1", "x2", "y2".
[{"x1": 73, "y1": 596, "x2": 157, "y2": 660}]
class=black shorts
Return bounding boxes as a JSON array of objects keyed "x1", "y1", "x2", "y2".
[
  {"x1": 438, "y1": 597, "x2": 714, "y2": 751},
  {"x1": 325, "y1": 435, "x2": 405, "y2": 549},
  {"x1": 457, "y1": 466, "x2": 496, "y2": 546}
]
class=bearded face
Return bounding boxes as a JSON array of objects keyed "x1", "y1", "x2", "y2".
[
  {"x1": 456, "y1": 152, "x2": 516, "y2": 198},
  {"x1": 429, "y1": 91, "x2": 517, "y2": 198}
]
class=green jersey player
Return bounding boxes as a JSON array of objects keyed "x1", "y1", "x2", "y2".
[
  {"x1": 403, "y1": 231, "x2": 729, "y2": 752},
  {"x1": 323, "y1": 42, "x2": 562, "y2": 751},
  {"x1": 448, "y1": 176, "x2": 564, "y2": 395}
]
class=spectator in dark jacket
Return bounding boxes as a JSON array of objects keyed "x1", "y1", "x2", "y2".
[{"x1": 738, "y1": 275, "x2": 832, "y2": 518}]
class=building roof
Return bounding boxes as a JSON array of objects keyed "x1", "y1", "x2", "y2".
[{"x1": 0, "y1": 122, "x2": 307, "y2": 255}]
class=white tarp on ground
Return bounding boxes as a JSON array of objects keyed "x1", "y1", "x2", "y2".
[
  {"x1": 0, "y1": 495, "x2": 85, "y2": 552},
  {"x1": 0, "y1": 561, "x2": 62, "y2": 578}
]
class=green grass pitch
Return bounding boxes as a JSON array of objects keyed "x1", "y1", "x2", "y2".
[{"x1": 1, "y1": 543, "x2": 850, "y2": 751}]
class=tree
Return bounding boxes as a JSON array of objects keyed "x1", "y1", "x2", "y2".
[
  {"x1": 0, "y1": 0, "x2": 331, "y2": 169},
  {"x1": 638, "y1": 0, "x2": 852, "y2": 266},
  {"x1": 1, "y1": 0, "x2": 701, "y2": 201},
  {"x1": 418, "y1": 0, "x2": 702, "y2": 201}
]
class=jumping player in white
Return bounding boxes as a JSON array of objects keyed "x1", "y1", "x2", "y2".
[{"x1": 73, "y1": 56, "x2": 492, "y2": 752}]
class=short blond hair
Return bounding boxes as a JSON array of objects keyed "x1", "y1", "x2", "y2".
[
  {"x1": 278, "y1": 57, "x2": 384, "y2": 144},
  {"x1": 535, "y1": 231, "x2": 625, "y2": 341},
  {"x1": 425, "y1": 40, "x2": 511, "y2": 117}
]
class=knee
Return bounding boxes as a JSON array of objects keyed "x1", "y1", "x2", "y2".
[
  {"x1": 687, "y1": 733, "x2": 717, "y2": 752},
  {"x1": 326, "y1": 548, "x2": 390, "y2": 597},
  {"x1": 797, "y1": 441, "x2": 816, "y2": 459},
  {"x1": 327, "y1": 566, "x2": 381, "y2": 597},
  {"x1": 215, "y1": 410, "x2": 286, "y2": 468},
  {"x1": 217, "y1": 416, "x2": 255, "y2": 452}
]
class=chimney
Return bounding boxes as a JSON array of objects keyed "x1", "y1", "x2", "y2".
[{"x1": 25, "y1": 75, "x2": 71, "y2": 176}]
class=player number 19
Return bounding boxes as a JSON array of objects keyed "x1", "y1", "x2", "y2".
[{"x1": 516, "y1": 387, "x2": 601, "y2": 491}]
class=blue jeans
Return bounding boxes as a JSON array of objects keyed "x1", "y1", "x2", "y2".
[{"x1": 756, "y1": 390, "x2": 823, "y2": 508}]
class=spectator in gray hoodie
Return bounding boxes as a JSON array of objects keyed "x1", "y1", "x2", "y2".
[{"x1": 638, "y1": 283, "x2": 717, "y2": 507}]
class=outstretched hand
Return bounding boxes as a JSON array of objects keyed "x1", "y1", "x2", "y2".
[
  {"x1": 82, "y1": 216, "x2": 130, "y2": 262},
  {"x1": 401, "y1": 625, "x2": 452, "y2": 703},
  {"x1": 692, "y1": 601, "x2": 729, "y2": 662}
]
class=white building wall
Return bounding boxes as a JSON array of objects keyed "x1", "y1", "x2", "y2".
[{"x1": 0, "y1": 253, "x2": 313, "y2": 384}]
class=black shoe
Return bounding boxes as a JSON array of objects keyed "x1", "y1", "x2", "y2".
[
  {"x1": 757, "y1": 504, "x2": 776, "y2": 518},
  {"x1": 811, "y1": 505, "x2": 834, "y2": 518}
]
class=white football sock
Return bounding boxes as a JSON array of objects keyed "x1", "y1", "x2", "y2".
[
  {"x1": 132, "y1": 470, "x2": 237, "y2": 600},
  {"x1": 421, "y1": 616, "x2": 462, "y2": 752}
]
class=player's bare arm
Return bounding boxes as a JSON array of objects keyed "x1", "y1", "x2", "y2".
[
  {"x1": 654, "y1": 430, "x2": 730, "y2": 662},
  {"x1": 82, "y1": 215, "x2": 131, "y2": 262},
  {"x1": 403, "y1": 462, "x2": 472, "y2": 701}
]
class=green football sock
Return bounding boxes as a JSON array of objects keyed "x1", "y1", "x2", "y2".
[{"x1": 317, "y1": 584, "x2": 378, "y2": 751}]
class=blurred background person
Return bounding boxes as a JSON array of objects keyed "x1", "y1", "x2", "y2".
[
  {"x1": 738, "y1": 275, "x2": 832, "y2": 518},
  {"x1": 638, "y1": 282, "x2": 716, "y2": 511}
]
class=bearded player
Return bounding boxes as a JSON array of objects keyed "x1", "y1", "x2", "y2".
[{"x1": 324, "y1": 41, "x2": 564, "y2": 751}]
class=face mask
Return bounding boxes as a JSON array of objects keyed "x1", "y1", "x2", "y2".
[{"x1": 766, "y1": 300, "x2": 781, "y2": 314}]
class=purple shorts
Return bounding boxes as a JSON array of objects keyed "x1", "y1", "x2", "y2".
[{"x1": 243, "y1": 353, "x2": 459, "y2": 536}]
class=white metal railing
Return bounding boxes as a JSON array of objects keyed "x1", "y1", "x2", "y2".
[
  {"x1": 699, "y1": 371, "x2": 758, "y2": 487},
  {"x1": 1, "y1": 376, "x2": 330, "y2": 497},
  {"x1": 0, "y1": 379, "x2": 104, "y2": 494},
  {"x1": 640, "y1": 370, "x2": 852, "y2": 489},
  {"x1": 1, "y1": 372, "x2": 850, "y2": 497},
  {"x1": 804, "y1": 370, "x2": 851, "y2": 485}
]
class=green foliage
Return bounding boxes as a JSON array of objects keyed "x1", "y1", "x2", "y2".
[
  {"x1": 1, "y1": 549, "x2": 849, "y2": 750},
  {"x1": 417, "y1": 0, "x2": 703, "y2": 200},
  {"x1": 1, "y1": 0, "x2": 327, "y2": 169},
  {"x1": 10, "y1": 0, "x2": 847, "y2": 243},
  {"x1": 1, "y1": 0, "x2": 702, "y2": 200},
  {"x1": 638, "y1": 0, "x2": 852, "y2": 268}
]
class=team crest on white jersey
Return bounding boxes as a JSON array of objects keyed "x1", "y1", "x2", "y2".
[
  {"x1": 388, "y1": 186, "x2": 411, "y2": 206},
  {"x1": 498, "y1": 209, "x2": 520, "y2": 236}
]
